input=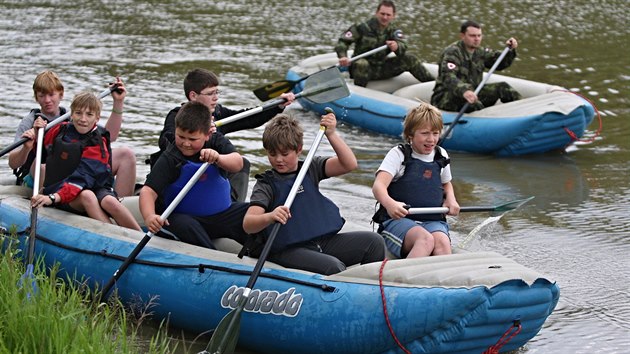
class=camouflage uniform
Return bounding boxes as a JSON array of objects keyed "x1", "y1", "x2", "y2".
[
  {"x1": 431, "y1": 40, "x2": 522, "y2": 112},
  {"x1": 335, "y1": 17, "x2": 433, "y2": 87}
]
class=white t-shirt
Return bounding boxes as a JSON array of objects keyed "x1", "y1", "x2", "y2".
[{"x1": 376, "y1": 145, "x2": 452, "y2": 184}]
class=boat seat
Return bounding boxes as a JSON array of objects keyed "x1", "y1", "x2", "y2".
[
  {"x1": 0, "y1": 184, "x2": 32, "y2": 199},
  {"x1": 365, "y1": 72, "x2": 420, "y2": 94},
  {"x1": 392, "y1": 81, "x2": 435, "y2": 102}
]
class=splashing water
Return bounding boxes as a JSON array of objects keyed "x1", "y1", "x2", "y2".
[{"x1": 457, "y1": 215, "x2": 504, "y2": 249}]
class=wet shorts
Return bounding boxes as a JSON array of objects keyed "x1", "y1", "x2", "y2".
[{"x1": 380, "y1": 218, "x2": 450, "y2": 258}]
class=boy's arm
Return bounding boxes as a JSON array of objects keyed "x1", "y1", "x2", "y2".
[
  {"x1": 321, "y1": 112, "x2": 357, "y2": 177},
  {"x1": 8, "y1": 116, "x2": 47, "y2": 169},
  {"x1": 217, "y1": 152, "x2": 243, "y2": 173},
  {"x1": 243, "y1": 204, "x2": 291, "y2": 234},
  {"x1": 442, "y1": 181, "x2": 460, "y2": 216},
  {"x1": 373, "y1": 170, "x2": 408, "y2": 219},
  {"x1": 8, "y1": 139, "x2": 32, "y2": 169},
  {"x1": 139, "y1": 185, "x2": 165, "y2": 233},
  {"x1": 103, "y1": 78, "x2": 126, "y2": 142},
  {"x1": 200, "y1": 149, "x2": 243, "y2": 173},
  {"x1": 243, "y1": 205, "x2": 270, "y2": 234}
]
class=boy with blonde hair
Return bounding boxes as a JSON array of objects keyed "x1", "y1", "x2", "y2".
[{"x1": 372, "y1": 103, "x2": 460, "y2": 258}]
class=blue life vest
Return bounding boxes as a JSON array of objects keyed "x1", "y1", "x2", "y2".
[
  {"x1": 260, "y1": 168, "x2": 345, "y2": 252},
  {"x1": 164, "y1": 161, "x2": 231, "y2": 216},
  {"x1": 382, "y1": 144, "x2": 450, "y2": 222}
]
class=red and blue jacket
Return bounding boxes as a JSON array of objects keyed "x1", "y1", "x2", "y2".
[{"x1": 41, "y1": 122, "x2": 113, "y2": 204}]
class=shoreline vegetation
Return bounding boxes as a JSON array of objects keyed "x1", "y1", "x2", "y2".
[{"x1": 0, "y1": 228, "x2": 178, "y2": 353}]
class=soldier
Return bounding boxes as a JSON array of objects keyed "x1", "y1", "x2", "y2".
[
  {"x1": 334, "y1": 0, "x2": 433, "y2": 87},
  {"x1": 431, "y1": 20, "x2": 521, "y2": 112}
]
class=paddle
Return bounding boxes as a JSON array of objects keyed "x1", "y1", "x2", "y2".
[
  {"x1": 100, "y1": 162, "x2": 211, "y2": 302},
  {"x1": 18, "y1": 126, "x2": 45, "y2": 298},
  {"x1": 252, "y1": 33, "x2": 398, "y2": 101},
  {"x1": 405, "y1": 196, "x2": 534, "y2": 216},
  {"x1": 438, "y1": 45, "x2": 512, "y2": 145},
  {"x1": 218, "y1": 67, "x2": 349, "y2": 127},
  {"x1": 0, "y1": 85, "x2": 119, "y2": 158},
  {"x1": 204, "y1": 114, "x2": 331, "y2": 354}
]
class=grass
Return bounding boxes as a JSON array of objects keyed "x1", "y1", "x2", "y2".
[{"x1": 0, "y1": 230, "x2": 178, "y2": 354}]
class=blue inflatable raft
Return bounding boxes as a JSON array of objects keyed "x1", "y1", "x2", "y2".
[
  {"x1": 288, "y1": 53, "x2": 595, "y2": 156},
  {"x1": 0, "y1": 187, "x2": 559, "y2": 353}
]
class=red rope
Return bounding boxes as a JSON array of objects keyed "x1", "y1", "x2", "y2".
[
  {"x1": 379, "y1": 259, "x2": 411, "y2": 354},
  {"x1": 482, "y1": 320, "x2": 522, "y2": 354},
  {"x1": 559, "y1": 89, "x2": 603, "y2": 144}
]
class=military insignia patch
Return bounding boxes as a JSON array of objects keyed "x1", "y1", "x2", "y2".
[
  {"x1": 447, "y1": 62, "x2": 457, "y2": 70},
  {"x1": 344, "y1": 31, "x2": 353, "y2": 39}
]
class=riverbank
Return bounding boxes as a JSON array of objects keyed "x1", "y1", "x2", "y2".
[{"x1": 0, "y1": 231, "x2": 176, "y2": 354}]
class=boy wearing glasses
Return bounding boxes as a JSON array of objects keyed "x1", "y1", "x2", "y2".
[{"x1": 151, "y1": 68, "x2": 295, "y2": 202}]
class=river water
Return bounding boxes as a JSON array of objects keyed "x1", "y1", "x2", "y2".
[{"x1": 0, "y1": 1, "x2": 628, "y2": 353}]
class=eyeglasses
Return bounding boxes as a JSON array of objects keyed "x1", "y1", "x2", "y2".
[{"x1": 197, "y1": 89, "x2": 220, "y2": 97}]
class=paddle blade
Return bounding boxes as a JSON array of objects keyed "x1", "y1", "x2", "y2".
[
  {"x1": 300, "y1": 67, "x2": 349, "y2": 104},
  {"x1": 458, "y1": 196, "x2": 535, "y2": 216},
  {"x1": 206, "y1": 307, "x2": 243, "y2": 354},
  {"x1": 253, "y1": 80, "x2": 296, "y2": 101},
  {"x1": 17, "y1": 263, "x2": 38, "y2": 300},
  {"x1": 492, "y1": 196, "x2": 535, "y2": 213}
]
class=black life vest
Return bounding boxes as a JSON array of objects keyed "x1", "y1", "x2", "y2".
[
  {"x1": 258, "y1": 165, "x2": 344, "y2": 253},
  {"x1": 13, "y1": 107, "x2": 67, "y2": 185},
  {"x1": 43, "y1": 124, "x2": 111, "y2": 188}
]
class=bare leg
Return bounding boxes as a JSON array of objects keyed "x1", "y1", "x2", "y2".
[
  {"x1": 402, "y1": 226, "x2": 435, "y2": 258},
  {"x1": 111, "y1": 147, "x2": 136, "y2": 197},
  {"x1": 431, "y1": 232, "x2": 452, "y2": 256},
  {"x1": 69, "y1": 190, "x2": 112, "y2": 223},
  {"x1": 100, "y1": 195, "x2": 141, "y2": 231}
]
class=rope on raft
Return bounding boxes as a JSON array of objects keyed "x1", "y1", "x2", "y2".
[
  {"x1": 560, "y1": 89, "x2": 603, "y2": 144},
  {"x1": 482, "y1": 320, "x2": 522, "y2": 354},
  {"x1": 379, "y1": 258, "x2": 412, "y2": 354}
]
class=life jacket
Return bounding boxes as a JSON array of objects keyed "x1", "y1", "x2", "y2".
[
  {"x1": 164, "y1": 161, "x2": 231, "y2": 216},
  {"x1": 258, "y1": 165, "x2": 344, "y2": 253},
  {"x1": 372, "y1": 144, "x2": 450, "y2": 224},
  {"x1": 43, "y1": 123, "x2": 111, "y2": 188},
  {"x1": 13, "y1": 108, "x2": 67, "y2": 185}
]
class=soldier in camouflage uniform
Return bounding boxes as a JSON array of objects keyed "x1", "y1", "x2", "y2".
[
  {"x1": 431, "y1": 20, "x2": 521, "y2": 112},
  {"x1": 334, "y1": 0, "x2": 433, "y2": 87}
]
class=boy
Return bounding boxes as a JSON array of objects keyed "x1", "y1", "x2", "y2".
[
  {"x1": 139, "y1": 101, "x2": 248, "y2": 248},
  {"x1": 151, "y1": 68, "x2": 295, "y2": 202},
  {"x1": 372, "y1": 103, "x2": 460, "y2": 258},
  {"x1": 8, "y1": 71, "x2": 137, "y2": 197},
  {"x1": 31, "y1": 92, "x2": 141, "y2": 231},
  {"x1": 243, "y1": 113, "x2": 385, "y2": 275}
]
